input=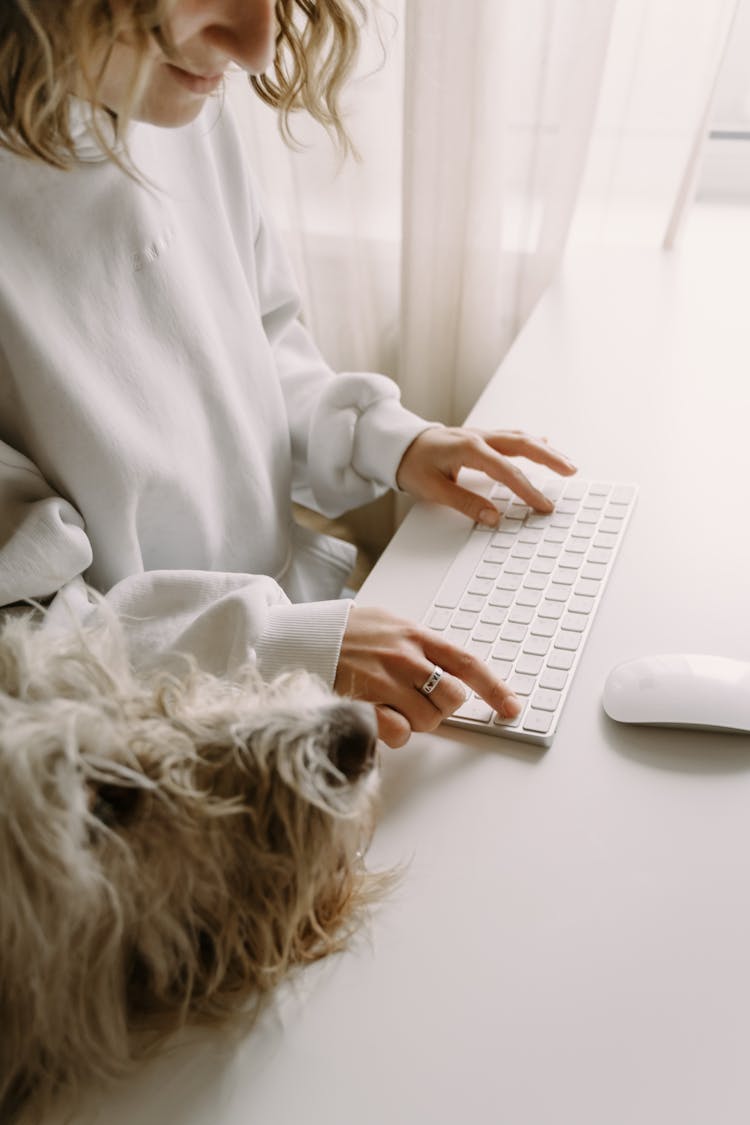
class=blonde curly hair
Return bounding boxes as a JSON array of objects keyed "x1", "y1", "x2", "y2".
[{"x1": 0, "y1": 0, "x2": 365, "y2": 168}]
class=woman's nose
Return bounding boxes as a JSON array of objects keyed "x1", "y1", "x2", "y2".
[{"x1": 200, "y1": 0, "x2": 277, "y2": 75}]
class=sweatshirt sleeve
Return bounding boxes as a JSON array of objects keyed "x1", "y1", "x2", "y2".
[
  {"x1": 0, "y1": 442, "x2": 351, "y2": 686},
  {"x1": 252, "y1": 196, "x2": 435, "y2": 518}
]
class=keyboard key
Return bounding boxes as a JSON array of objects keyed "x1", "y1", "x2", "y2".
[
  {"x1": 599, "y1": 518, "x2": 622, "y2": 535},
  {"x1": 511, "y1": 542, "x2": 535, "y2": 559},
  {"x1": 539, "y1": 667, "x2": 568, "y2": 691},
  {"x1": 581, "y1": 563, "x2": 606, "y2": 582},
  {"x1": 577, "y1": 509, "x2": 599, "y2": 524},
  {"x1": 563, "y1": 480, "x2": 587, "y2": 499},
  {"x1": 483, "y1": 546, "x2": 508, "y2": 564},
  {"x1": 519, "y1": 527, "x2": 543, "y2": 544},
  {"x1": 555, "y1": 499, "x2": 579, "y2": 515},
  {"x1": 523, "y1": 573, "x2": 549, "y2": 591},
  {"x1": 603, "y1": 504, "x2": 627, "y2": 520},
  {"x1": 587, "y1": 548, "x2": 611, "y2": 565},
  {"x1": 530, "y1": 688, "x2": 561, "y2": 712},
  {"x1": 460, "y1": 594, "x2": 485, "y2": 611},
  {"x1": 559, "y1": 552, "x2": 583, "y2": 569},
  {"x1": 516, "y1": 653, "x2": 544, "y2": 676},
  {"x1": 524, "y1": 635, "x2": 551, "y2": 656},
  {"x1": 493, "y1": 532, "x2": 517, "y2": 548},
  {"x1": 574, "y1": 579, "x2": 600, "y2": 598},
  {"x1": 505, "y1": 558, "x2": 529, "y2": 575},
  {"x1": 589, "y1": 482, "x2": 611, "y2": 496},
  {"x1": 500, "y1": 623, "x2": 526, "y2": 643},
  {"x1": 551, "y1": 568, "x2": 575, "y2": 586},
  {"x1": 473, "y1": 623, "x2": 500, "y2": 643},
  {"x1": 501, "y1": 517, "x2": 524, "y2": 534},
  {"x1": 508, "y1": 673, "x2": 536, "y2": 696},
  {"x1": 530, "y1": 617, "x2": 557, "y2": 638},
  {"x1": 546, "y1": 583, "x2": 570, "y2": 602},
  {"x1": 530, "y1": 556, "x2": 555, "y2": 574},
  {"x1": 489, "y1": 587, "x2": 515, "y2": 607},
  {"x1": 539, "y1": 600, "x2": 563, "y2": 620},
  {"x1": 480, "y1": 605, "x2": 507, "y2": 625},
  {"x1": 547, "y1": 649, "x2": 574, "y2": 671},
  {"x1": 555, "y1": 630, "x2": 581, "y2": 652},
  {"x1": 477, "y1": 562, "x2": 501, "y2": 580},
  {"x1": 427, "y1": 607, "x2": 452, "y2": 630},
  {"x1": 544, "y1": 526, "x2": 568, "y2": 543},
  {"x1": 493, "y1": 640, "x2": 520, "y2": 661},
  {"x1": 561, "y1": 613, "x2": 586, "y2": 633},
  {"x1": 537, "y1": 542, "x2": 562, "y2": 559},
  {"x1": 452, "y1": 610, "x2": 479, "y2": 629},
  {"x1": 568, "y1": 595, "x2": 593, "y2": 615},
  {"x1": 493, "y1": 709, "x2": 524, "y2": 729},
  {"x1": 508, "y1": 605, "x2": 534, "y2": 625},
  {"x1": 498, "y1": 573, "x2": 522, "y2": 591},
  {"x1": 454, "y1": 697, "x2": 493, "y2": 723},
  {"x1": 516, "y1": 588, "x2": 542, "y2": 607},
  {"x1": 468, "y1": 577, "x2": 494, "y2": 596},
  {"x1": 523, "y1": 709, "x2": 553, "y2": 734}
]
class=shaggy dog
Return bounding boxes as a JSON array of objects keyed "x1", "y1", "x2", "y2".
[{"x1": 0, "y1": 606, "x2": 382, "y2": 1122}]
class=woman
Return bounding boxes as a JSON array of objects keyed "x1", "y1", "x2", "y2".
[{"x1": 0, "y1": 0, "x2": 575, "y2": 746}]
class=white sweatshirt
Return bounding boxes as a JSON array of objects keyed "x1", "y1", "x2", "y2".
[{"x1": 0, "y1": 99, "x2": 429, "y2": 685}]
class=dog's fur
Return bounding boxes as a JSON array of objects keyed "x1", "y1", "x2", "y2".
[{"x1": 0, "y1": 607, "x2": 382, "y2": 1121}]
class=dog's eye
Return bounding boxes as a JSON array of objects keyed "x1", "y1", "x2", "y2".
[{"x1": 91, "y1": 784, "x2": 142, "y2": 827}]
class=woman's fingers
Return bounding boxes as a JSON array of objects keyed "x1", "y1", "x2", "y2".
[
  {"x1": 396, "y1": 427, "x2": 577, "y2": 524},
  {"x1": 416, "y1": 666, "x2": 468, "y2": 717},
  {"x1": 374, "y1": 705, "x2": 412, "y2": 748},
  {"x1": 460, "y1": 432, "x2": 576, "y2": 513},
  {"x1": 423, "y1": 635, "x2": 522, "y2": 719},
  {"x1": 335, "y1": 606, "x2": 521, "y2": 746},
  {"x1": 482, "y1": 429, "x2": 577, "y2": 476}
]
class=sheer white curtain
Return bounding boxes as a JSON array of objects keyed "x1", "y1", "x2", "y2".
[{"x1": 228, "y1": 0, "x2": 737, "y2": 534}]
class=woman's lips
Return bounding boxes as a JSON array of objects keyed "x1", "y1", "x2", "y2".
[{"x1": 165, "y1": 64, "x2": 224, "y2": 95}]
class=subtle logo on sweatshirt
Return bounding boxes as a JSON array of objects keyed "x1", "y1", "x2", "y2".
[{"x1": 132, "y1": 226, "x2": 174, "y2": 272}]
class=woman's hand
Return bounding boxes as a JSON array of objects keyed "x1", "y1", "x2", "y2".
[
  {"x1": 334, "y1": 605, "x2": 522, "y2": 748},
  {"x1": 396, "y1": 427, "x2": 577, "y2": 526}
]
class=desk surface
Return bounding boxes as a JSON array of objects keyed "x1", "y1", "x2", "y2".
[{"x1": 73, "y1": 244, "x2": 750, "y2": 1125}]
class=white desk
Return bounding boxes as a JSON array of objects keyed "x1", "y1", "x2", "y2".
[{"x1": 73, "y1": 244, "x2": 750, "y2": 1125}]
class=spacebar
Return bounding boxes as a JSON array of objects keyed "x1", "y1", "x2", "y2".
[{"x1": 432, "y1": 529, "x2": 488, "y2": 610}]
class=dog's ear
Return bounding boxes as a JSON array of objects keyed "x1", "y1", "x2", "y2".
[{"x1": 327, "y1": 701, "x2": 378, "y2": 782}]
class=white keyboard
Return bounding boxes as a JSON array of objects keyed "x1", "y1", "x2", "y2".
[{"x1": 422, "y1": 476, "x2": 637, "y2": 746}]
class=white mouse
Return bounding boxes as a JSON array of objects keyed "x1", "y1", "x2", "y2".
[{"x1": 602, "y1": 653, "x2": 750, "y2": 734}]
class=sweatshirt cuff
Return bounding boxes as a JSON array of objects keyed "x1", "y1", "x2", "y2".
[
  {"x1": 254, "y1": 597, "x2": 353, "y2": 688},
  {"x1": 353, "y1": 397, "x2": 440, "y2": 490}
]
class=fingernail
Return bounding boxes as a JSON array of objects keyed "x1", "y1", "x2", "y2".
[{"x1": 478, "y1": 507, "x2": 498, "y2": 527}]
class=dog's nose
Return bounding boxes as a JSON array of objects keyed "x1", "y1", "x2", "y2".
[{"x1": 329, "y1": 701, "x2": 378, "y2": 782}]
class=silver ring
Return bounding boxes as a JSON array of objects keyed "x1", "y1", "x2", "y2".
[{"x1": 420, "y1": 664, "x2": 443, "y2": 696}]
